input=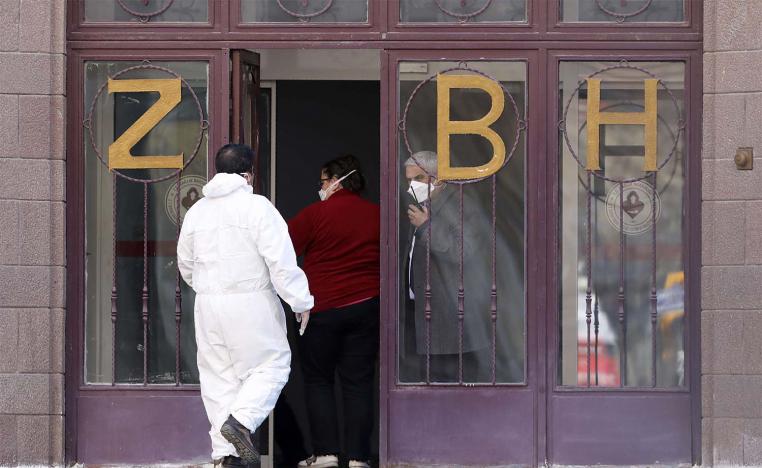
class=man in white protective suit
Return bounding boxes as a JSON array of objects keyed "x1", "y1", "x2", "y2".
[{"x1": 178, "y1": 144, "x2": 313, "y2": 467}]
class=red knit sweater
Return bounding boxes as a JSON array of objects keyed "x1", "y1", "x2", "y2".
[{"x1": 287, "y1": 190, "x2": 380, "y2": 313}]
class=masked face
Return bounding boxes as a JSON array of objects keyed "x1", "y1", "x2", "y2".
[
  {"x1": 405, "y1": 165, "x2": 436, "y2": 204},
  {"x1": 407, "y1": 180, "x2": 436, "y2": 204},
  {"x1": 318, "y1": 169, "x2": 356, "y2": 201}
]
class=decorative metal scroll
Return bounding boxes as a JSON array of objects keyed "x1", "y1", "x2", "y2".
[
  {"x1": 116, "y1": 0, "x2": 176, "y2": 23},
  {"x1": 401, "y1": 64, "x2": 525, "y2": 185},
  {"x1": 84, "y1": 62, "x2": 208, "y2": 386},
  {"x1": 400, "y1": 63, "x2": 525, "y2": 385},
  {"x1": 85, "y1": 63, "x2": 208, "y2": 184},
  {"x1": 594, "y1": 0, "x2": 653, "y2": 23},
  {"x1": 559, "y1": 61, "x2": 685, "y2": 388},
  {"x1": 576, "y1": 101, "x2": 682, "y2": 203},
  {"x1": 275, "y1": 0, "x2": 334, "y2": 22},
  {"x1": 432, "y1": 0, "x2": 494, "y2": 23}
]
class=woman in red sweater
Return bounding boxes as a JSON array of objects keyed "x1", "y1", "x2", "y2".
[{"x1": 288, "y1": 155, "x2": 380, "y2": 468}]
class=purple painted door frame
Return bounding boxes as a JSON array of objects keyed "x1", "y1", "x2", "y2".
[
  {"x1": 544, "y1": 49, "x2": 703, "y2": 466},
  {"x1": 382, "y1": 48, "x2": 542, "y2": 467},
  {"x1": 65, "y1": 1, "x2": 702, "y2": 465},
  {"x1": 65, "y1": 47, "x2": 230, "y2": 464}
]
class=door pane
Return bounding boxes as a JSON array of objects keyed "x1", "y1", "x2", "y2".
[
  {"x1": 241, "y1": 0, "x2": 368, "y2": 23},
  {"x1": 398, "y1": 60, "x2": 526, "y2": 384},
  {"x1": 560, "y1": 0, "x2": 684, "y2": 22},
  {"x1": 84, "y1": 61, "x2": 208, "y2": 384},
  {"x1": 84, "y1": 0, "x2": 209, "y2": 22},
  {"x1": 400, "y1": 0, "x2": 526, "y2": 23},
  {"x1": 558, "y1": 61, "x2": 685, "y2": 388}
]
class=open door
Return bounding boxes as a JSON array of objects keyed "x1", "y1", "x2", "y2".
[
  {"x1": 230, "y1": 49, "x2": 276, "y2": 466},
  {"x1": 231, "y1": 50, "x2": 270, "y2": 197}
]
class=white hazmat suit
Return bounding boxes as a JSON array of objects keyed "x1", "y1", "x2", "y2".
[{"x1": 177, "y1": 172, "x2": 313, "y2": 460}]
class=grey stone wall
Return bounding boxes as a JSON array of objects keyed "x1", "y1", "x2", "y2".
[
  {"x1": 0, "y1": 1, "x2": 66, "y2": 466},
  {"x1": 703, "y1": 0, "x2": 762, "y2": 466}
]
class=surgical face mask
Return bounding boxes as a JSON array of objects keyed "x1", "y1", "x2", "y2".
[
  {"x1": 318, "y1": 169, "x2": 357, "y2": 201},
  {"x1": 407, "y1": 180, "x2": 435, "y2": 204}
]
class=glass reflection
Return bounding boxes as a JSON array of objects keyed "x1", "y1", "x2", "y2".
[
  {"x1": 398, "y1": 61, "x2": 526, "y2": 384},
  {"x1": 84, "y1": 61, "x2": 208, "y2": 384},
  {"x1": 84, "y1": 0, "x2": 208, "y2": 23},
  {"x1": 401, "y1": 0, "x2": 526, "y2": 23},
  {"x1": 558, "y1": 61, "x2": 685, "y2": 388},
  {"x1": 560, "y1": 0, "x2": 684, "y2": 22},
  {"x1": 242, "y1": 0, "x2": 368, "y2": 23}
]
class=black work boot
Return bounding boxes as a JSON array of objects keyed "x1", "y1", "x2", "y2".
[
  {"x1": 220, "y1": 415, "x2": 260, "y2": 465},
  {"x1": 214, "y1": 455, "x2": 248, "y2": 467}
]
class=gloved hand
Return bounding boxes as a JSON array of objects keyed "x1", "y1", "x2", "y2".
[{"x1": 295, "y1": 311, "x2": 310, "y2": 336}]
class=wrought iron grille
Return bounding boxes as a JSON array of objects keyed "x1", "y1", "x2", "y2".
[
  {"x1": 84, "y1": 62, "x2": 208, "y2": 385},
  {"x1": 400, "y1": 0, "x2": 526, "y2": 23},
  {"x1": 398, "y1": 62, "x2": 526, "y2": 385},
  {"x1": 559, "y1": 61, "x2": 686, "y2": 388},
  {"x1": 560, "y1": 0, "x2": 684, "y2": 23}
]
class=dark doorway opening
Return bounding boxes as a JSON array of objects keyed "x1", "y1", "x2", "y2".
[{"x1": 272, "y1": 79, "x2": 381, "y2": 467}]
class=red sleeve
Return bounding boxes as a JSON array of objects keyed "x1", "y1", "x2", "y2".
[{"x1": 287, "y1": 205, "x2": 314, "y2": 257}]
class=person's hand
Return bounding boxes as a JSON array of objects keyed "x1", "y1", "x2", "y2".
[
  {"x1": 295, "y1": 311, "x2": 310, "y2": 336},
  {"x1": 407, "y1": 204, "x2": 429, "y2": 228}
]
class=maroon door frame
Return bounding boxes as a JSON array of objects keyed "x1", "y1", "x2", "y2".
[
  {"x1": 382, "y1": 49, "x2": 543, "y2": 467},
  {"x1": 544, "y1": 49, "x2": 703, "y2": 465},
  {"x1": 67, "y1": 0, "x2": 702, "y2": 43},
  {"x1": 64, "y1": 48, "x2": 230, "y2": 464},
  {"x1": 65, "y1": 2, "x2": 703, "y2": 465},
  {"x1": 65, "y1": 40, "x2": 703, "y2": 467}
]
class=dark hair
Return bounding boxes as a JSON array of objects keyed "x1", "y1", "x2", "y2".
[
  {"x1": 215, "y1": 143, "x2": 254, "y2": 175},
  {"x1": 322, "y1": 154, "x2": 365, "y2": 193}
]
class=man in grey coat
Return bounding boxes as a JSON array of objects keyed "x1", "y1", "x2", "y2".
[{"x1": 403, "y1": 151, "x2": 492, "y2": 382}]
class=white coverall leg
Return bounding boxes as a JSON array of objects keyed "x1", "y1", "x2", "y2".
[
  {"x1": 177, "y1": 173, "x2": 314, "y2": 460},
  {"x1": 195, "y1": 291, "x2": 291, "y2": 459}
]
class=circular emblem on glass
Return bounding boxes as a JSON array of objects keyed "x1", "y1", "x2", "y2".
[
  {"x1": 605, "y1": 181, "x2": 661, "y2": 235},
  {"x1": 165, "y1": 175, "x2": 206, "y2": 226}
]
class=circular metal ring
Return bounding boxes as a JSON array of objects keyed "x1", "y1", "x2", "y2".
[
  {"x1": 575, "y1": 101, "x2": 681, "y2": 200},
  {"x1": 433, "y1": 0, "x2": 493, "y2": 22},
  {"x1": 116, "y1": 0, "x2": 176, "y2": 22},
  {"x1": 275, "y1": 0, "x2": 334, "y2": 20},
  {"x1": 594, "y1": 0, "x2": 653, "y2": 22},
  {"x1": 560, "y1": 62, "x2": 683, "y2": 184},
  {"x1": 85, "y1": 63, "x2": 207, "y2": 184},
  {"x1": 401, "y1": 65, "x2": 524, "y2": 185}
]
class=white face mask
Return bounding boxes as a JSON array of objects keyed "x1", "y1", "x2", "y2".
[
  {"x1": 318, "y1": 169, "x2": 357, "y2": 201},
  {"x1": 407, "y1": 180, "x2": 436, "y2": 204}
]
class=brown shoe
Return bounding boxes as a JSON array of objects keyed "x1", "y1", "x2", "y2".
[{"x1": 220, "y1": 415, "x2": 260, "y2": 465}]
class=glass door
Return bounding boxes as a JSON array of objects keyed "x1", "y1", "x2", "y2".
[
  {"x1": 548, "y1": 53, "x2": 698, "y2": 465},
  {"x1": 69, "y1": 50, "x2": 223, "y2": 464},
  {"x1": 383, "y1": 50, "x2": 538, "y2": 466}
]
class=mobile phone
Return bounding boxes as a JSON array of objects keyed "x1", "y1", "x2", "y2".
[{"x1": 408, "y1": 190, "x2": 422, "y2": 209}]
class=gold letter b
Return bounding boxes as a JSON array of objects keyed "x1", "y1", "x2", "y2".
[{"x1": 436, "y1": 74, "x2": 506, "y2": 181}]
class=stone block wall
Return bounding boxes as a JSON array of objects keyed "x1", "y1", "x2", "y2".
[
  {"x1": 0, "y1": 1, "x2": 66, "y2": 465},
  {"x1": 0, "y1": 0, "x2": 755, "y2": 466},
  {"x1": 703, "y1": 0, "x2": 762, "y2": 465}
]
